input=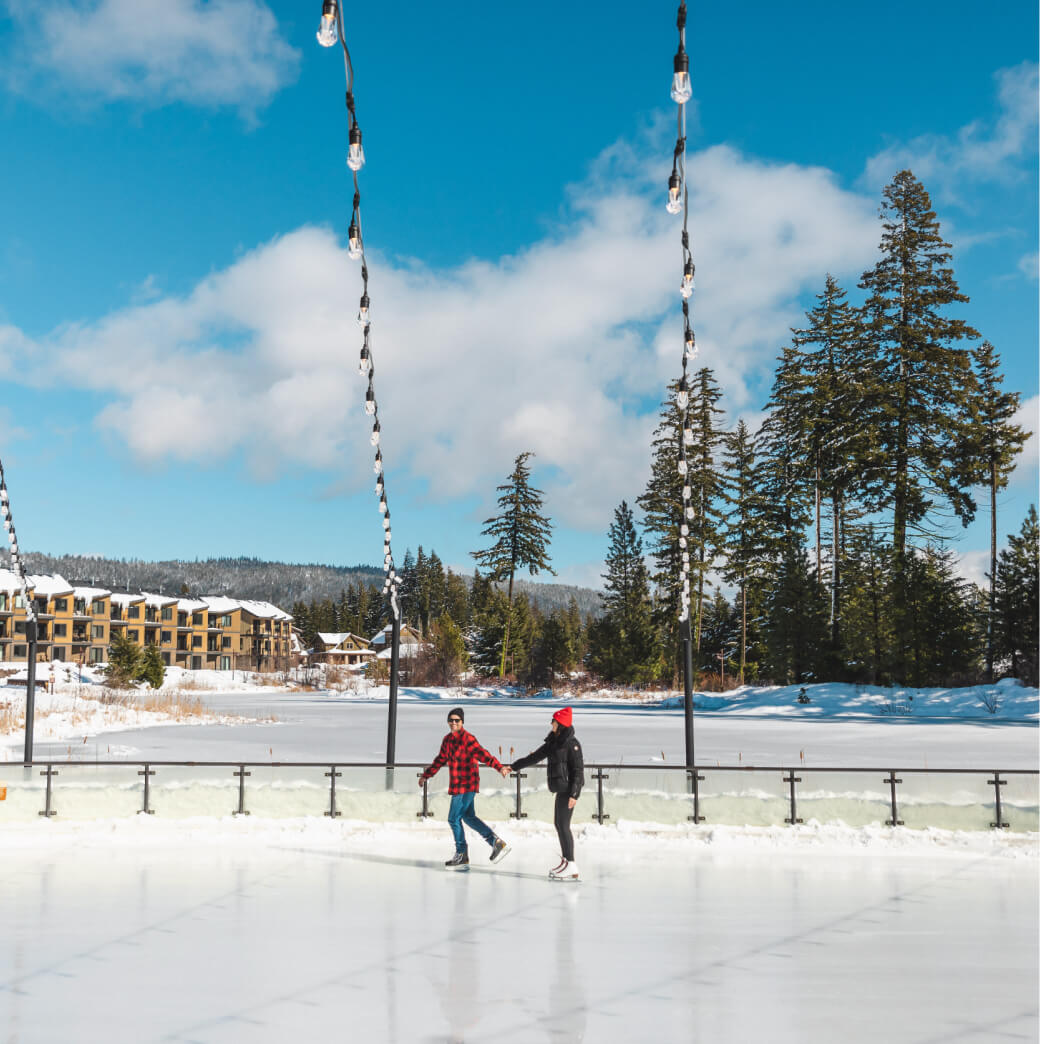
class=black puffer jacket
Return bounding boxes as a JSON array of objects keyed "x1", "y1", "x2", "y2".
[{"x1": 511, "y1": 725, "x2": 584, "y2": 799}]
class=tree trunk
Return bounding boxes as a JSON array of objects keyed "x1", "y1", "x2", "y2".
[
  {"x1": 739, "y1": 578, "x2": 747, "y2": 685},
  {"x1": 499, "y1": 572, "x2": 515, "y2": 678},
  {"x1": 830, "y1": 490, "x2": 841, "y2": 651},
  {"x1": 986, "y1": 460, "x2": 996, "y2": 683}
]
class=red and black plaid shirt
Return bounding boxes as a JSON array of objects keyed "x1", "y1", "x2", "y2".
[{"x1": 420, "y1": 728, "x2": 503, "y2": 794}]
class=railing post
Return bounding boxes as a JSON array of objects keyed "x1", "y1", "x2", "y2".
[
  {"x1": 592, "y1": 769, "x2": 610, "y2": 824},
  {"x1": 884, "y1": 772, "x2": 903, "y2": 826},
  {"x1": 989, "y1": 773, "x2": 1008, "y2": 829},
  {"x1": 233, "y1": 764, "x2": 250, "y2": 816},
  {"x1": 416, "y1": 773, "x2": 434, "y2": 819},
  {"x1": 325, "y1": 766, "x2": 342, "y2": 819},
  {"x1": 509, "y1": 771, "x2": 527, "y2": 820},
  {"x1": 783, "y1": 772, "x2": 802, "y2": 825},
  {"x1": 687, "y1": 768, "x2": 704, "y2": 823},
  {"x1": 138, "y1": 764, "x2": 155, "y2": 815},
  {"x1": 39, "y1": 764, "x2": 57, "y2": 818}
]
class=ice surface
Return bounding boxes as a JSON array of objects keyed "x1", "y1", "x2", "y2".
[{"x1": 1, "y1": 820, "x2": 1036, "y2": 1043}]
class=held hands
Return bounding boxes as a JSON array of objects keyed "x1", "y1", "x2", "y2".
[
  {"x1": 499, "y1": 765, "x2": 512, "y2": 778},
  {"x1": 568, "y1": 797, "x2": 577, "y2": 809}
]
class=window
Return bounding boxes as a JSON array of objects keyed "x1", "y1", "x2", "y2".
[
  {"x1": 219, "y1": 656, "x2": 231, "y2": 671},
  {"x1": 93, "y1": 600, "x2": 106, "y2": 614},
  {"x1": 14, "y1": 621, "x2": 26, "y2": 635},
  {"x1": 161, "y1": 631, "x2": 172, "y2": 644},
  {"x1": 13, "y1": 644, "x2": 26, "y2": 658},
  {"x1": 161, "y1": 607, "x2": 173, "y2": 621},
  {"x1": 192, "y1": 613, "x2": 203, "y2": 626},
  {"x1": 54, "y1": 598, "x2": 68, "y2": 612},
  {"x1": 128, "y1": 606, "x2": 140, "y2": 619},
  {"x1": 74, "y1": 599, "x2": 86, "y2": 615},
  {"x1": 14, "y1": 594, "x2": 24, "y2": 608},
  {"x1": 220, "y1": 614, "x2": 232, "y2": 628},
  {"x1": 0, "y1": 594, "x2": 7, "y2": 611},
  {"x1": 90, "y1": 648, "x2": 104, "y2": 664},
  {"x1": 162, "y1": 653, "x2": 171, "y2": 665},
  {"x1": 128, "y1": 630, "x2": 139, "y2": 642},
  {"x1": 192, "y1": 636, "x2": 202, "y2": 648},
  {"x1": 53, "y1": 623, "x2": 67, "y2": 637},
  {"x1": 191, "y1": 656, "x2": 202, "y2": 670},
  {"x1": 222, "y1": 636, "x2": 232, "y2": 649},
  {"x1": 52, "y1": 647, "x2": 65, "y2": 661},
  {"x1": 91, "y1": 625, "x2": 104, "y2": 639}
]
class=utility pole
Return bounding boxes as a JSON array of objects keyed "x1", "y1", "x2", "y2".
[
  {"x1": 385, "y1": 615, "x2": 401, "y2": 788},
  {"x1": 23, "y1": 618, "x2": 38, "y2": 767}
]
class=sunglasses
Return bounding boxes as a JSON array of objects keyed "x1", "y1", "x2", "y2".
[{"x1": 448, "y1": 717, "x2": 462, "y2": 724}]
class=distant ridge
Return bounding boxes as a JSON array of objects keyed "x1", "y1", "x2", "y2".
[{"x1": 21, "y1": 552, "x2": 604, "y2": 617}]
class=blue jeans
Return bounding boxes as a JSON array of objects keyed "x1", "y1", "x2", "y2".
[{"x1": 447, "y1": 792, "x2": 496, "y2": 853}]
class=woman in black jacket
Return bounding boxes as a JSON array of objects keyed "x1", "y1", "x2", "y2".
[{"x1": 506, "y1": 706, "x2": 584, "y2": 880}]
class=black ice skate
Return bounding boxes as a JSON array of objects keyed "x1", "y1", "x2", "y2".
[
  {"x1": 445, "y1": 852, "x2": 470, "y2": 869},
  {"x1": 490, "y1": 838, "x2": 511, "y2": 863}
]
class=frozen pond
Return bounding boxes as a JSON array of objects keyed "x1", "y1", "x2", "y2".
[
  {"x1": 31, "y1": 689, "x2": 1039, "y2": 770},
  {"x1": 1, "y1": 822, "x2": 1035, "y2": 1043}
]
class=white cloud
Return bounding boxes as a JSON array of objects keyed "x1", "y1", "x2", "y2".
[
  {"x1": 954, "y1": 549, "x2": 990, "y2": 589},
  {"x1": 863, "y1": 62, "x2": 1039, "y2": 197},
  {"x1": 1012, "y1": 394, "x2": 1039, "y2": 481},
  {"x1": 2, "y1": 0, "x2": 299, "y2": 111},
  {"x1": 5, "y1": 140, "x2": 880, "y2": 528},
  {"x1": 1018, "y1": 253, "x2": 1039, "y2": 281}
]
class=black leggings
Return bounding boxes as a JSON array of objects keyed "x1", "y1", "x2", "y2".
[{"x1": 554, "y1": 792, "x2": 575, "y2": 861}]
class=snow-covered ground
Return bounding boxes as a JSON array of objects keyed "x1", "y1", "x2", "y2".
[{"x1": 1, "y1": 817, "x2": 1035, "y2": 1043}]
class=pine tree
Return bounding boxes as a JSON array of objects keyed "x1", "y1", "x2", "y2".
[
  {"x1": 588, "y1": 501, "x2": 661, "y2": 683},
  {"x1": 858, "y1": 171, "x2": 980, "y2": 559},
  {"x1": 960, "y1": 342, "x2": 1030, "y2": 680},
  {"x1": 720, "y1": 420, "x2": 769, "y2": 684},
  {"x1": 442, "y1": 570, "x2": 470, "y2": 630},
  {"x1": 471, "y1": 452, "x2": 555, "y2": 676},
  {"x1": 698, "y1": 590, "x2": 740, "y2": 684},
  {"x1": 427, "y1": 613, "x2": 468, "y2": 685},
  {"x1": 638, "y1": 371, "x2": 725, "y2": 676},
  {"x1": 840, "y1": 528, "x2": 894, "y2": 683},
  {"x1": 140, "y1": 643, "x2": 165, "y2": 689},
  {"x1": 105, "y1": 630, "x2": 142, "y2": 687},
  {"x1": 993, "y1": 506, "x2": 1039, "y2": 685},
  {"x1": 760, "y1": 545, "x2": 830, "y2": 684}
]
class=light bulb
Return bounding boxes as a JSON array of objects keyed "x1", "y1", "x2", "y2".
[
  {"x1": 375, "y1": 477, "x2": 384, "y2": 494},
  {"x1": 684, "y1": 328, "x2": 696, "y2": 357},
  {"x1": 347, "y1": 126, "x2": 365, "y2": 172},
  {"x1": 676, "y1": 384, "x2": 689, "y2": 411},
  {"x1": 683, "y1": 426, "x2": 694, "y2": 445},
  {"x1": 374, "y1": 453, "x2": 383, "y2": 475},
  {"x1": 378, "y1": 499, "x2": 387, "y2": 515},
  {"x1": 370, "y1": 421, "x2": 381, "y2": 446},
  {"x1": 681, "y1": 524, "x2": 689, "y2": 537},
  {"x1": 364, "y1": 388, "x2": 376, "y2": 415},
  {"x1": 384, "y1": 554, "x2": 392, "y2": 567},
  {"x1": 358, "y1": 347, "x2": 371, "y2": 376},
  {"x1": 680, "y1": 266, "x2": 694, "y2": 300},
  {"x1": 382, "y1": 516, "x2": 390, "y2": 531},
  {"x1": 357, "y1": 293, "x2": 370, "y2": 326},
  {"x1": 679, "y1": 536, "x2": 687, "y2": 549},
  {"x1": 666, "y1": 172, "x2": 682, "y2": 215},
  {"x1": 682, "y1": 552, "x2": 690, "y2": 565},
  {"x1": 348, "y1": 221, "x2": 362, "y2": 260},
  {"x1": 686, "y1": 505, "x2": 694, "y2": 521},
  {"x1": 671, "y1": 50, "x2": 692, "y2": 103},
  {"x1": 316, "y1": 0, "x2": 338, "y2": 46},
  {"x1": 678, "y1": 459, "x2": 688, "y2": 476},
  {"x1": 683, "y1": 484, "x2": 691, "y2": 499}
]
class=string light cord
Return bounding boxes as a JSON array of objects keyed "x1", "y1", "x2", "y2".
[
  {"x1": 667, "y1": 2, "x2": 697, "y2": 625},
  {"x1": 318, "y1": 0, "x2": 401, "y2": 620},
  {"x1": 0, "y1": 459, "x2": 37, "y2": 625}
]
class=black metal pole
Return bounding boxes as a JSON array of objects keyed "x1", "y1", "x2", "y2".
[
  {"x1": 682, "y1": 615, "x2": 694, "y2": 771},
  {"x1": 23, "y1": 618, "x2": 37, "y2": 768},
  {"x1": 385, "y1": 612, "x2": 401, "y2": 785}
]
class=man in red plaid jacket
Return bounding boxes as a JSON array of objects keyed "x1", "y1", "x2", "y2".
[{"x1": 420, "y1": 706, "x2": 512, "y2": 869}]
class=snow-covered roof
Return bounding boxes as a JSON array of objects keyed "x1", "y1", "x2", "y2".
[
  {"x1": 316, "y1": 632, "x2": 372, "y2": 649},
  {"x1": 143, "y1": 592, "x2": 178, "y2": 608},
  {"x1": 202, "y1": 596, "x2": 240, "y2": 614},
  {"x1": 0, "y1": 568, "x2": 22, "y2": 594},
  {"x1": 370, "y1": 623, "x2": 422, "y2": 647},
  {"x1": 110, "y1": 592, "x2": 146, "y2": 607},
  {"x1": 238, "y1": 599, "x2": 292, "y2": 621},
  {"x1": 176, "y1": 598, "x2": 209, "y2": 613},
  {"x1": 72, "y1": 586, "x2": 111, "y2": 600},
  {"x1": 27, "y1": 574, "x2": 74, "y2": 598}
]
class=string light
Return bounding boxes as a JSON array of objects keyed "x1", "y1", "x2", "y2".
[
  {"x1": 0, "y1": 460, "x2": 37, "y2": 627},
  {"x1": 667, "y1": 3, "x2": 697, "y2": 627},
  {"x1": 318, "y1": 3, "x2": 402, "y2": 620}
]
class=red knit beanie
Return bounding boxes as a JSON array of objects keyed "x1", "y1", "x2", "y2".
[{"x1": 552, "y1": 707, "x2": 572, "y2": 728}]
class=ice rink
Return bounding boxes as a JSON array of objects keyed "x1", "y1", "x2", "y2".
[{"x1": 2, "y1": 821, "x2": 1036, "y2": 1043}]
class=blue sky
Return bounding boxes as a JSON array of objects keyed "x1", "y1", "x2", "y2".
[{"x1": 0, "y1": 0, "x2": 1036, "y2": 592}]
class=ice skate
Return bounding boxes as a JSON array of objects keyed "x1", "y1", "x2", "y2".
[
  {"x1": 550, "y1": 860, "x2": 580, "y2": 881},
  {"x1": 547, "y1": 857, "x2": 568, "y2": 878},
  {"x1": 490, "y1": 838, "x2": 511, "y2": 863},
  {"x1": 445, "y1": 852, "x2": 469, "y2": 870}
]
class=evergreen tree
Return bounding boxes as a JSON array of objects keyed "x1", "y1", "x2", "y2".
[
  {"x1": 588, "y1": 501, "x2": 660, "y2": 683},
  {"x1": 140, "y1": 643, "x2": 165, "y2": 689},
  {"x1": 840, "y1": 528, "x2": 894, "y2": 683},
  {"x1": 442, "y1": 570, "x2": 471, "y2": 630},
  {"x1": 427, "y1": 613, "x2": 468, "y2": 685},
  {"x1": 471, "y1": 452, "x2": 555, "y2": 676},
  {"x1": 105, "y1": 630, "x2": 142, "y2": 687},
  {"x1": 531, "y1": 610, "x2": 570, "y2": 686},
  {"x1": 698, "y1": 590, "x2": 740, "y2": 684},
  {"x1": 993, "y1": 506, "x2": 1039, "y2": 685},
  {"x1": 759, "y1": 545, "x2": 830, "y2": 684},
  {"x1": 960, "y1": 342, "x2": 1030, "y2": 680},
  {"x1": 857, "y1": 170, "x2": 979, "y2": 561},
  {"x1": 720, "y1": 420, "x2": 769, "y2": 683},
  {"x1": 398, "y1": 549, "x2": 418, "y2": 625}
]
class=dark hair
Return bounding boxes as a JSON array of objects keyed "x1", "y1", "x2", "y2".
[{"x1": 447, "y1": 706, "x2": 464, "y2": 722}]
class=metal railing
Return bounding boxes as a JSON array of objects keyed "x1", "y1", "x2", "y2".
[{"x1": 2, "y1": 760, "x2": 1037, "y2": 832}]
